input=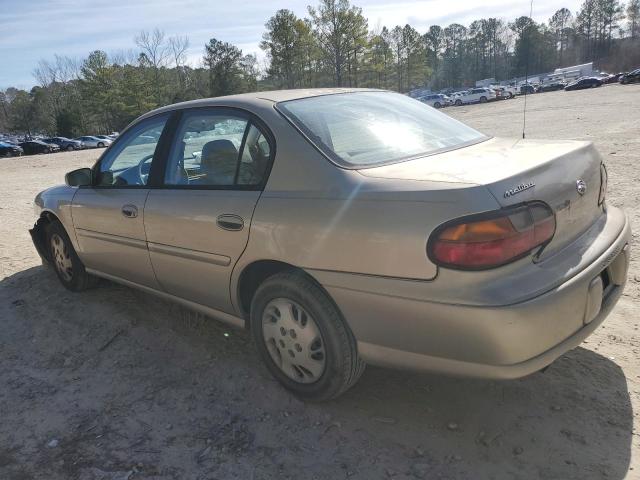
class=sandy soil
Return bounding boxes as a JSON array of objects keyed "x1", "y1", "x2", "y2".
[{"x1": 1, "y1": 84, "x2": 639, "y2": 480}]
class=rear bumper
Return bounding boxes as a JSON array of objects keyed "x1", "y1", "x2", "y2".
[{"x1": 315, "y1": 208, "x2": 630, "y2": 379}]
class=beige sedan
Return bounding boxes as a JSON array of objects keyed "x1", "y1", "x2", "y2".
[{"x1": 30, "y1": 89, "x2": 630, "y2": 401}]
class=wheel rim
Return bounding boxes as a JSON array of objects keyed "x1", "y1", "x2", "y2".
[
  {"x1": 51, "y1": 233, "x2": 73, "y2": 282},
  {"x1": 262, "y1": 298, "x2": 326, "y2": 384}
]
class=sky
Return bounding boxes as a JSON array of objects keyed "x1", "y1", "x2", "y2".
[{"x1": 0, "y1": 0, "x2": 583, "y2": 89}]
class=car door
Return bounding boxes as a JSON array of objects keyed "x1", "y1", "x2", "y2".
[
  {"x1": 71, "y1": 113, "x2": 170, "y2": 288},
  {"x1": 144, "y1": 108, "x2": 274, "y2": 314}
]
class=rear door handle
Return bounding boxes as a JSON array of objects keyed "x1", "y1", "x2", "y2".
[
  {"x1": 121, "y1": 204, "x2": 138, "y2": 218},
  {"x1": 216, "y1": 214, "x2": 244, "y2": 231}
]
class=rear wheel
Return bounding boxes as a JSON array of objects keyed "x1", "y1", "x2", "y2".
[
  {"x1": 480, "y1": 96, "x2": 487, "y2": 103},
  {"x1": 46, "y1": 221, "x2": 98, "y2": 291},
  {"x1": 250, "y1": 271, "x2": 365, "y2": 401},
  {"x1": 455, "y1": 99, "x2": 462, "y2": 106},
  {"x1": 97, "y1": 142, "x2": 104, "y2": 148},
  {"x1": 66, "y1": 145, "x2": 74, "y2": 151},
  {"x1": 433, "y1": 102, "x2": 441, "y2": 109}
]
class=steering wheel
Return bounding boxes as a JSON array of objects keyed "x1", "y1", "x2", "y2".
[{"x1": 137, "y1": 154, "x2": 154, "y2": 184}]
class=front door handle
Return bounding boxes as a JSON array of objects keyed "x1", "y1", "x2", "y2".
[
  {"x1": 216, "y1": 214, "x2": 244, "y2": 231},
  {"x1": 121, "y1": 204, "x2": 138, "y2": 218}
]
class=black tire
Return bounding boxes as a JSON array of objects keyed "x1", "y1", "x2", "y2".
[
  {"x1": 455, "y1": 99, "x2": 462, "y2": 106},
  {"x1": 433, "y1": 102, "x2": 441, "y2": 109},
  {"x1": 480, "y1": 96, "x2": 487, "y2": 103},
  {"x1": 45, "y1": 220, "x2": 99, "y2": 292},
  {"x1": 250, "y1": 270, "x2": 365, "y2": 401},
  {"x1": 66, "y1": 145, "x2": 74, "y2": 151},
  {"x1": 97, "y1": 142, "x2": 104, "y2": 148}
]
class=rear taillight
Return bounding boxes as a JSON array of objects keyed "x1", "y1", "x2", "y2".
[
  {"x1": 428, "y1": 202, "x2": 556, "y2": 270},
  {"x1": 599, "y1": 163, "x2": 607, "y2": 206}
]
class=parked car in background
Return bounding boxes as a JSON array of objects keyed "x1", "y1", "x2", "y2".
[
  {"x1": 75, "y1": 136, "x2": 112, "y2": 148},
  {"x1": 565, "y1": 77, "x2": 603, "y2": 91},
  {"x1": 449, "y1": 91, "x2": 467, "y2": 105},
  {"x1": 0, "y1": 141, "x2": 23, "y2": 157},
  {"x1": 42, "y1": 137, "x2": 84, "y2": 151},
  {"x1": 495, "y1": 86, "x2": 516, "y2": 99},
  {"x1": 519, "y1": 84, "x2": 536, "y2": 95},
  {"x1": 464, "y1": 87, "x2": 497, "y2": 104},
  {"x1": 19, "y1": 140, "x2": 60, "y2": 155},
  {"x1": 620, "y1": 68, "x2": 640, "y2": 84},
  {"x1": 95, "y1": 135, "x2": 115, "y2": 142},
  {"x1": 538, "y1": 82, "x2": 566, "y2": 92},
  {"x1": 418, "y1": 93, "x2": 450, "y2": 108},
  {"x1": 601, "y1": 73, "x2": 622, "y2": 84}
]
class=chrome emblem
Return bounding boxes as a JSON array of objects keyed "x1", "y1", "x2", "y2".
[
  {"x1": 504, "y1": 181, "x2": 535, "y2": 198},
  {"x1": 576, "y1": 179, "x2": 587, "y2": 196}
]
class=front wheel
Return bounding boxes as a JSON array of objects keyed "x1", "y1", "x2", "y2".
[
  {"x1": 66, "y1": 145, "x2": 74, "y2": 151},
  {"x1": 480, "y1": 96, "x2": 487, "y2": 103},
  {"x1": 250, "y1": 271, "x2": 365, "y2": 401},
  {"x1": 455, "y1": 99, "x2": 462, "y2": 106},
  {"x1": 46, "y1": 221, "x2": 98, "y2": 291}
]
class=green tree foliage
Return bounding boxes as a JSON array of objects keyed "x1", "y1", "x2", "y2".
[
  {"x1": 261, "y1": 9, "x2": 315, "y2": 88},
  {"x1": 308, "y1": 0, "x2": 368, "y2": 86},
  {"x1": 203, "y1": 38, "x2": 258, "y2": 96}
]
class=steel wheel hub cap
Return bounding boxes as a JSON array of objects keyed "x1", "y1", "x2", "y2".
[
  {"x1": 51, "y1": 233, "x2": 73, "y2": 282},
  {"x1": 262, "y1": 298, "x2": 326, "y2": 384}
]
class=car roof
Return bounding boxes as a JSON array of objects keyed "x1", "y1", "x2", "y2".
[{"x1": 141, "y1": 88, "x2": 384, "y2": 117}]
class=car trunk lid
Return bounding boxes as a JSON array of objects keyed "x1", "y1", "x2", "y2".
[{"x1": 358, "y1": 137, "x2": 604, "y2": 259}]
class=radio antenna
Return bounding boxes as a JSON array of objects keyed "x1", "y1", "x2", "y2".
[{"x1": 522, "y1": 0, "x2": 534, "y2": 139}]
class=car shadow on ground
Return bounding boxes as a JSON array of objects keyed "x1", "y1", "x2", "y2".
[{"x1": 0, "y1": 265, "x2": 633, "y2": 479}]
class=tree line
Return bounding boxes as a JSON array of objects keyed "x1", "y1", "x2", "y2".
[{"x1": 1, "y1": 0, "x2": 638, "y2": 137}]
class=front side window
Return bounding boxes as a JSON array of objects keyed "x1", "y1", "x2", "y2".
[
  {"x1": 164, "y1": 109, "x2": 271, "y2": 187},
  {"x1": 96, "y1": 115, "x2": 168, "y2": 186},
  {"x1": 277, "y1": 91, "x2": 487, "y2": 168}
]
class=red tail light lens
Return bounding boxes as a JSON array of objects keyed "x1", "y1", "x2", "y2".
[{"x1": 428, "y1": 202, "x2": 556, "y2": 270}]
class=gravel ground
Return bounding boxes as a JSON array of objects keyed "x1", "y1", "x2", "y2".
[{"x1": 1, "y1": 84, "x2": 639, "y2": 480}]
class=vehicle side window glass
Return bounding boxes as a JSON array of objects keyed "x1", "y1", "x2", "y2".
[
  {"x1": 237, "y1": 125, "x2": 271, "y2": 186},
  {"x1": 96, "y1": 115, "x2": 168, "y2": 187},
  {"x1": 165, "y1": 111, "x2": 247, "y2": 186}
]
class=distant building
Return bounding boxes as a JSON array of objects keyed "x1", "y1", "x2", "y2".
[
  {"x1": 502, "y1": 62, "x2": 595, "y2": 87},
  {"x1": 546, "y1": 62, "x2": 594, "y2": 82}
]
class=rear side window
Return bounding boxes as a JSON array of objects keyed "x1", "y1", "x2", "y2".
[
  {"x1": 277, "y1": 91, "x2": 486, "y2": 168},
  {"x1": 164, "y1": 109, "x2": 271, "y2": 188}
]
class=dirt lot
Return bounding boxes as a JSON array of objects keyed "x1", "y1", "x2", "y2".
[{"x1": 1, "y1": 84, "x2": 639, "y2": 480}]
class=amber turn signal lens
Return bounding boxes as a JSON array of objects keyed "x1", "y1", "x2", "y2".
[{"x1": 428, "y1": 203, "x2": 556, "y2": 270}]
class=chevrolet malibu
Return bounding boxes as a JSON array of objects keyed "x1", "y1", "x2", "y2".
[{"x1": 30, "y1": 89, "x2": 630, "y2": 401}]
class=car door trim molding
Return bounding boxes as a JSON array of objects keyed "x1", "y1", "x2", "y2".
[
  {"x1": 147, "y1": 241, "x2": 232, "y2": 266},
  {"x1": 76, "y1": 228, "x2": 147, "y2": 250}
]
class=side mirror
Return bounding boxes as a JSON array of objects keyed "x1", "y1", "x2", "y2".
[{"x1": 65, "y1": 168, "x2": 93, "y2": 187}]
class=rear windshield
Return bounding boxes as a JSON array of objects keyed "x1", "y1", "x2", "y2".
[{"x1": 276, "y1": 91, "x2": 487, "y2": 168}]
